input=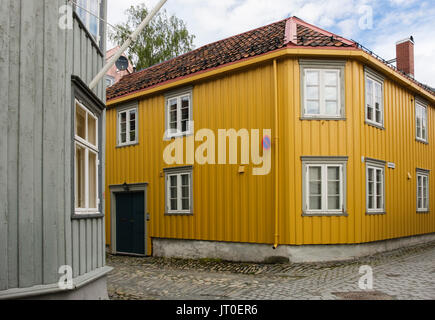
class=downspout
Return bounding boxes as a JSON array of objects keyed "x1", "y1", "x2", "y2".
[{"x1": 273, "y1": 59, "x2": 279, "y2": 249}]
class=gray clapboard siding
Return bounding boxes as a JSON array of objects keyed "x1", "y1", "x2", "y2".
[
  {"x1": 0, "y1": 0, "x2": 11, "y2": 292},
  {"x1": 0, "y1": 0, "x2": 107, "y2": 293},
  {"x1": 7, "y1": 0, "x2": 20, "y2": 290}
]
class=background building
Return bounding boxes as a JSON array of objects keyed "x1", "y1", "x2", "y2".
[
  {"x1": 0, "y1": 0, "x2": 110, "y2": 299},
  {"x1": 105, "y1": 46, "x2": 134, "y2": 88}
]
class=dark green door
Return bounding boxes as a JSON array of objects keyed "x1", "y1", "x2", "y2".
[{"x1": 116, "y1": 192, "x2": 145, "y2": 255}]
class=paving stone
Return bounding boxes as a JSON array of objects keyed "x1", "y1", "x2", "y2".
[{"x1": 107, "y1": 241, "x2": 435, "y2": 300}]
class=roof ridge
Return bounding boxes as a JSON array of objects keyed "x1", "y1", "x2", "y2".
[{"x1": 292, "y1": 16, "x2": 355, "y2": 46}]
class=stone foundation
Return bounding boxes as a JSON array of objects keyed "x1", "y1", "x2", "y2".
[{"x1": 152, "y1": 233, "x2": 435, "y2": 263}]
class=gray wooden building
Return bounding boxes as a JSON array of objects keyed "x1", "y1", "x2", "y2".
[{"x1": 0, "y1": 0, "x2": 111, "y2": 299}]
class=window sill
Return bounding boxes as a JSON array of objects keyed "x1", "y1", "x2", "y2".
[
  {"x1": 116, "y1": 142, "x2": 139, "y2": 149},
  {"x1": 164, "y1": 132, "x2": 194, "y2": 141},
  {"x1": 302, "y1": 211, "x2": 348, "y2": 217},
  {"x1": 366, "y1": 211, "x2": 386, "y2": 215},
  {"x1": 300, "y1": 116, "x2": 346, "y2": 121},
  {"x1": 71, "y1": 212, "x2": 104, "y2": 220},
  {"x1": 365, "y1": 121, "x2": 385, "y2": 130},
  {"x1": 417, "y1": 210, "x2": 430, "y2": 214},
  {"x1": 165, "y1": 212, "x2": 194, "y2": 216},
  {"x1": 415, "y1": 138, "x2": 429, "y2": 145}
]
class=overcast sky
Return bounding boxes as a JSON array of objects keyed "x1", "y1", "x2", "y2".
[{"x1": 107, "y1": 0, "x2": 435, "y2": 87}]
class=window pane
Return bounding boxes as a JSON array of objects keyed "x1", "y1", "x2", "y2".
[
  {"x1": 309, "y1": 181, "x2": 321, "y2": 195},
  {"x1": 327, "y1": 167, "x2": 339, "y2": 180},
  {"x1": 170, "y1": 175, "x2": 177, "y2": 187},
  {"x1": 170, "y1": 199, "x2": 177, "y2": 211},
  {"x1": 376, "y1": 196, "x2": 382, "y2": 209},
  {"x1": 375, "y1": 83, "x2": 382, "y2": 106},
  {"x1": 367, "y1": 105, "x2": 374, "y2": 121},
  {"x1": 88, "y1": 113, "x2": 97, "y2": 146},
  {"x1": 181, "y1": 174, "x2": 189, "y2": 186},
  {"x1": 328, "y1": 181, "x2": 340, "y2": 195},
  {"x1": 307, "y1": 86, "x2": 319, "y2": 100},
  {"x1": 89, "y1": 151, "x2": 97, "y2": 209},
  {"x1": 368, "y1": 195, "x2": 374, "y2": 209},
  {"x1": 307, "y1": 101, "x2": 320, "y2": 114},
  {"x1": 75, "y1": 145, "x2": 86, "y2": 209},
  {"x1": 76, "y1": 105, "x2": 86, "y2": 139},
  {"x1": 89, "y1": 0, "x2": 99, "y2": 38},
  {"x1": 309, "y1": 196, "x2": 321, "y2": 210},
  {"x1": 169, "y1": 186, "x2": 176, "y2": 199},
  {"x1": 325, "y1": 101, "x2": 338, "y2": 115},
  {"x1": 328, "y1": 196, "x2": 340, "y2": 210},
  {"x1": 325, "y1": 87, "x2": 337, "y2": 100},
  {"x1": 182, "y1": 186, "x2": 189, "y2": 198},
  {"x1": 375, "y1": 107, "x2": 382, "y2": 124},
  {"x1": 306, "y1": 71, "x2": 319, "y2": 85},
  {"x1": 308, "y1": 166, "x2": 321, "y2": 210},
  {"x1": 309, "y1": 167, "x2": 321, "y2": 180},
  {"x1": 182, "y1": 198, "x2": 190, "y2": 210},
  {"x1": 324, "y1": 71, "x2": 337, "y2": 86},
  {"x1": 129, "y1": 131, "x2": 136, "y2": 142},
  {"x1": 181, "y1": 96, "x2": 190, "y2": 110}
]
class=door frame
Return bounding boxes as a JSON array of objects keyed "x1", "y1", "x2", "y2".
[{"x1": 109, "y1": 183, "x2": 148, "y2": 256}]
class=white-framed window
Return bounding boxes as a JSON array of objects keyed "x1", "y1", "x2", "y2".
[
  {"x1": 366, "y1": 160, "x2": 385, "y2": 214},
  {"x1": 416, "y1": 170, "x2": 429, "y2": 212},
  {"x1": 117, "y1": 107, "x2": 138, "y2": 146},
  {"x1": 76, "y1": 0, "x2": 101, "y2": 42},
  {"x1": 165, "y1": 88, "x2": 193, "y2": 139},
  {"x1": 74, "y1": 100, "x2": 99, "y2": 214},
  {"x1": 416, "y1": 101, "x2": 428, "y2": 143},
  {"x1": 300, "y1": 60, "x2": 345, "y2": 119},
  {"x1": 164, "y1": 167, "x2": 193, "y2": 215},
  {"x1": 365, "y1": 70, "x2": 384, "y2": 127},
  {"x1": 302, "y1": 157, "x2": 347, "y2": 215}
]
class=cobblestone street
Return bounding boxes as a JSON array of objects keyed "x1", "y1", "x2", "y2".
[{"x1": 107, "y1": 242, "x2": 435, "y2": 300}]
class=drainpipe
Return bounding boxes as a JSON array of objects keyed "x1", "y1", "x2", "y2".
[{"x1": 273, "y1": 59, "x2": 279, "y2": 249}]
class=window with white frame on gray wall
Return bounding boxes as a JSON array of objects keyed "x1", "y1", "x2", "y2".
[
  {"x1": 164, "y1": 167, "x2": 193, "y2": 215},
  {"x1": 416, "y1": 169, "x2": 429, "y2": 212},
  {"x1": 302, "y1": 157, "x2": 348, "y2": 215},
  {"x1": 415, "y1": 100, "x2": 428, "y2": 143},
  {"x1": 300, "y1": 60, "x2": 346, "y2": 119},
  {"x1": 75, "y1": 100, "x2": 99, "y2": 214},
  {"x1": 117, "y1": 104, "x2": 138, "y2": 146},
  {"x1": 365, "y1": 158, "x2": 386, "y2": 214},
  {"x1": 365, "y1": 68, "x2": 384, "y2": 127},
  {"x1": 75, "y1": 0, "x2": 102, "y2": 42},
  {"x1": 165, "y1": 88, "x2": 193, "y2": 139}
]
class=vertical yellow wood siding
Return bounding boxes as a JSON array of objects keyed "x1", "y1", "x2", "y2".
[{"x1": 105, "y1": 57, "x2": 435, "y2": 255}]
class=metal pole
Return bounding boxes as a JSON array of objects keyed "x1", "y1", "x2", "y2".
[{"x1": 89, "y1": 0, "x2": 168, "y2": 90}]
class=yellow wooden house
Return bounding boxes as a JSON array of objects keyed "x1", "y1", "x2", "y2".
[{"x1": 104, "y1": 17, "x2": 435, "y2": 262}]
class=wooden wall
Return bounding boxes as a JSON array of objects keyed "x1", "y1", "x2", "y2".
[{"x1": 0, "y1": 0, "x2": 106, "y2": 292}]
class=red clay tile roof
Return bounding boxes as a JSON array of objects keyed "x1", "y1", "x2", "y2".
[
  {"x1": 106, "y1": 16, "x2": 433, "y2": 101},
  {"x1": 106, "y1": 17, "x2": 356, "y2": 101}
]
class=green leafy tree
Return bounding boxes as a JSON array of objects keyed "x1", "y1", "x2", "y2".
[{"x1": 110, "y1": 4, "x2": 195, "y2": 71}]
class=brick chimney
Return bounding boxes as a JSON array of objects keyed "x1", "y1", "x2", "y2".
[{"x1": 396, "y1": 36, "x2": 414, "y2": 77}]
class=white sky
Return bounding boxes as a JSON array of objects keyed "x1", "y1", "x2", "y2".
[{"x1": 107, "y1": 0, "x2": 435, "y2": 87}]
